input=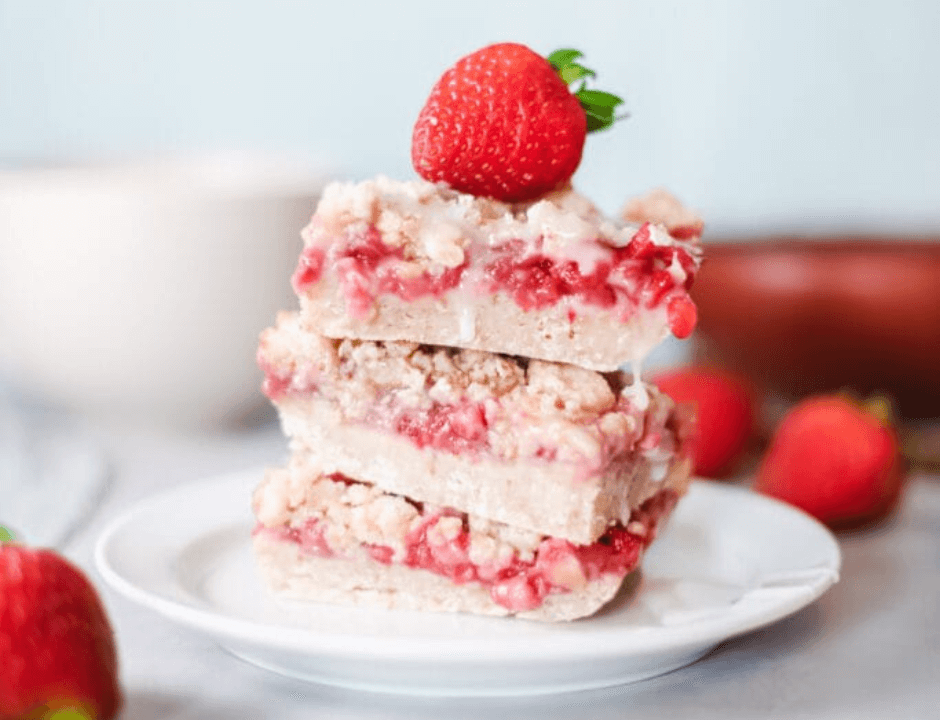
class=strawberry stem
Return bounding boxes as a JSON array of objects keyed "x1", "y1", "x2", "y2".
[
  {"x1": 46, "y1": 708, "x2": 94, "y2": 720},
  {"x1": 548, "y1": 48, "x2": 625, "y2": 132},
  {"x1": 0, "y1": 525, "x2": 15, "y2": 542},
  {"x1": 863, "y1": 393, "x2": 896, "y2": 428}
]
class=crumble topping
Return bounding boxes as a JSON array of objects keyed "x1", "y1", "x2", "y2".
[
  {"x1": 524, "y1": 361, "x2": 616, "y2": 423},
  {"x1": 304, "y1": 176, "x2": 698, "y2": 274},
  {"x1": 253, "y1": 464, "x2": 543, "y2": 563},
  {"x1": 621, "y1": 188, "x2": 704, "y2": 236}
]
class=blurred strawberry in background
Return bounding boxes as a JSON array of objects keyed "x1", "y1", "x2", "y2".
[
  {"x1": 651, "y1": 366, "x2": 756, "y2": 478},
  {"x1": 754, "y1": 394, "x2": 906, "y2": 529},
  {"x1": 0, "y1": 531, "x2": 122, "y2": 720}
]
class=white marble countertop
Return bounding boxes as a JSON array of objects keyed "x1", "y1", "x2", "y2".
[{"x1": 60, "y1": 421, "x2": 940, "y2": 720}]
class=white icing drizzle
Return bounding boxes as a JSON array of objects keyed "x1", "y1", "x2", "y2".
[
  {"x1": 620, "y1": 304, "x2": 671, "y2": 411},
  {"x1": 458, "y1": 305, "x2": 477, "y2": 343},
  {"x1": 626, "y1": 353, "x2": 650, "y2": 411},
  {"x1": 667, "y1": 251, "x2": 687, "y2": 285}
]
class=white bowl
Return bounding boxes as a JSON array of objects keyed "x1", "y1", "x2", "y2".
[{"x1": 0, "y1": 153, "x2": 327, "y2": 428}]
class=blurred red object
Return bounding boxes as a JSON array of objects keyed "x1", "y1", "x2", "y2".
[
  {"x1": 754, "y1": 393, "x2": 904, "y2": 528},
  {"x1": 691, "y1": 238, "x2": 940, "y2": 419},
  {"x1": 651, "y1": 366, "x2": 756, "y2": 478}
]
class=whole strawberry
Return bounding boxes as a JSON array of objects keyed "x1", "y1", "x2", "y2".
[
  {"x1": 651, "y1": 366, "x2": 756, "y2": 478},
  {"x1": 0, "y1": 532, "x2": 122, "y2": 720},
  {"x1": 412, "y1": 43, "x2": 623, "y2": 202},
  {"x1": 754, "y1": 395, "x2": 905, "y2": 528}
]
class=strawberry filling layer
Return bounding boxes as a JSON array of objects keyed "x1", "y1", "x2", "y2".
[
  {"x1": 481, "y1": 224, "x2": 697, "y2": 330},
  {"x1": 257, "y1": 486, "x2": 677, "y2": 613},
  {"x1": 259, "y1": 364, "x2": 650, "y2": 470},
  {"x1": 293, "y1": 222, "x2": 698, "y2": 337},
  {"x1": 390, "y1": 399, "x2": 491, "y2": 456},
  {"x1": 259, "y1": 365, "x2": 494, "y2": 458},
  {"x1": 293, "y1": 226, "x2": 468, "y2": 317}
]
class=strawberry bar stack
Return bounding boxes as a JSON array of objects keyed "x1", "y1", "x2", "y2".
[{"x1": 251, "y1": 43, "x2": 703, "y2": 621}]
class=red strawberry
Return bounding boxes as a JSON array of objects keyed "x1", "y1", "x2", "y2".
[
  {"x1": 754, "y1": 394, "x2": 905, "y2": 528},
  {"x1": 412, "y1": 43, "x2": 623, "y2": 202},
  {"x1": 0, "y1": 533, "x2": 122, "y2": 720},
  {"x1": 652, "y1": 366, "x2": 755, "y2": 478}
]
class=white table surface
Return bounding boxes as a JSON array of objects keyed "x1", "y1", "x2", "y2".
[{"x1": 61, "y1": 421, "x2": 940, "y2": 720}]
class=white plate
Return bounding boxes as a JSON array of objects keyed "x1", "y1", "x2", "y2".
[{"x1": 95, "y1": 469, "x2": 840, "y2": 696}]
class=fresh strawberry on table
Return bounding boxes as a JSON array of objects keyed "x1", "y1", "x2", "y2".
[
  {"x1": 412, "y1": 43, "x2": 623, "y2": 202},
  {"x1": 651, "y1": 366, "x2": 756, "y2": 478},
  {"x1": 754, "y1": 394, "x2": 905, "y2": 528},
  {"x1": 0, "y1": 529, "x2": 122, "y2": 720}
]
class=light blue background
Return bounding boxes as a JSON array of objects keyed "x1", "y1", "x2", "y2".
[{"x1": 2, "y1": 0, "x2": 938, "y2": 234}]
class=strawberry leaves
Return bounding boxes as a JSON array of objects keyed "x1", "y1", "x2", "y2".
[
  {"x1": 547, "y1": 49, "x2": 625, "y2": 132},
  {"x1": 577, "y1": 88, "x2": 626, "y2": 132},
  {"x1": 547, "y1": 49, "x2": 595, "y2": 83}
]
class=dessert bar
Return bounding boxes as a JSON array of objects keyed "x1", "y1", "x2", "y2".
[
  {"x1": 253, "y1": 464, "x2": 680, "y2": 620},
  {"x1": 292, "y1": 178, "x2": 702, "y2": 371}
]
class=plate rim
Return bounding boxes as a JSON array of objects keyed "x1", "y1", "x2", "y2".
[{"x1": 94, "y1": 468, "x2": 841, "y2": 663}]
